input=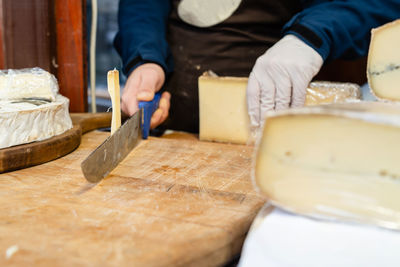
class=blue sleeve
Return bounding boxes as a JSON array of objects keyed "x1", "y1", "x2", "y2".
[
  {"x1": 114, "y1": 0, "x2": 173, "y2": 76},
  {"x1": 283, "y1": 0, "x2": 400, "y2": 62}
]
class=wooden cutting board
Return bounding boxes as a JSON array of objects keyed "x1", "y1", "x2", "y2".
[{"x1": 0, "y1": 131, "x2": 266, "y2": 266}]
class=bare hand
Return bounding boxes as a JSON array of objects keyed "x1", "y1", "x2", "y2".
[{"x1": 121, "y1": 63, "x2": 171, "y2": 129}]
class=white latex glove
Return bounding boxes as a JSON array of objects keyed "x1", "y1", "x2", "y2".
[{"x1": 247, "y1": 34, "x2": 323, "y2": 128}]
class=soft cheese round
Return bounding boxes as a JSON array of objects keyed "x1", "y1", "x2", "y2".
[
  {"x1": 0, "y1": 95, "x2": 72, "y2": 149},
  {"x1": 0, "y1": 68, "x2": 59, "y2": 101}
]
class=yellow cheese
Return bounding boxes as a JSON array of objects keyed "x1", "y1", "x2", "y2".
[
  {"x1": 198, "y1": 74, "x2": 360, "y2": 144},
  {"x1": 255, "y1": 101, "x2": 400, "y2": 230},
  {"x1": 367, "y1": 19, "x2": 400, "y2": 101},
  {"x1": 199, "y1": 75, "x2": 250, "y2": 144}
]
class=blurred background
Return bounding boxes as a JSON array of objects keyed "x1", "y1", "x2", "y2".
[{"x1": 87, "y1": 0, "x2": 123, "y2": 112}]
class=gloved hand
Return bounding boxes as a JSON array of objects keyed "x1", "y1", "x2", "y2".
[
  {"x1": 247, "y1": 34, "x2": 323, "y2": 129},
  {"x1": 121, "y1": 63, "x2": 171, "y2": 129}
]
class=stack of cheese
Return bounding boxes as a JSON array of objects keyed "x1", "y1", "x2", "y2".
[
  {"x1": 254, "y1": 19, "x2": 400, "y2": 230},
  {"x1": 0, "y1": 68, "x2": 72, "y2": 149},
  {"x1": 198, "y1": 73, "x2": 360, "y2": 144}
]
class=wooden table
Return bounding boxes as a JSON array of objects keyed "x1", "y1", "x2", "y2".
[{"x1": 0, "y1": 131, "x2": 266, "y2": 266}]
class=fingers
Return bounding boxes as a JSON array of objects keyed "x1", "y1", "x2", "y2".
[
  {"x1": 247, "y1": 34, "x2": 324, "y2": 122},
  {"x1": 259, "y1": 71, "x2": 276, "y2": 122},
  {"x1": 290, "y1": 71, "x2": 309, "y2": 108},
  {"x1": 247, "y1": 71, "x2": 261, "y2": 128},
  {"x1": 274, "y1": 69, "x2": 292, "y2": 110},
  {"x1": 121, "y1": 63, "x2": 166, "y2": 116},
  {"x1": 121, "y1": 73, "x2": 140, "y2": 116},
  {"x1": 150, "y1": 91, "x2": 171, "y2": 129},
  {"x1": 137, "y1": 64, "x2": 165, "y2": 101}
]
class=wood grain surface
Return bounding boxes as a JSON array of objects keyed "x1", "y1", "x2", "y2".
[
  {"x1": 0, "y1": 131, "x2": 266, "y2": 266},
  {"x1": 0, "y1": 113, "x2": 111, "y2": 174}
]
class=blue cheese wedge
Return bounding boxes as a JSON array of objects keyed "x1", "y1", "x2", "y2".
[
  {"x1": 0, "y1": 95, "x2": 72, "y2": 149},
  {"x1": 367, "y1": 19, "x2": 400, "y2": 101},
  {"x1": 255, "y1": 101, "x2": 400, "y2": 230}
]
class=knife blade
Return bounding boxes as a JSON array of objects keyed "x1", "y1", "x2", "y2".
[{"x1": 81, "y1": 92, "x2": 161, "y2": 183}]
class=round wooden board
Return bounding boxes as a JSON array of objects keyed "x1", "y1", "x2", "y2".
[{"x1": 0, "y1": 113, "x2": 111, "y2": 173}]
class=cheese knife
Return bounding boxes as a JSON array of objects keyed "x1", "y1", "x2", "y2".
[{"x1": 81, "y1": 90, "x2": 161, "y2": 183}]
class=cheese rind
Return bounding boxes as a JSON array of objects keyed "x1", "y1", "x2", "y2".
[
  {"x1": 198, "y1": 74, "x2": 360, "y2": 144},
  {"x1": 0, "y1": 95, "x2": 72, "y2": 149},
  {"x1": 367, "y1": 19, "x2": 400, "y2": 101},
  {"x1": 255, "y1": 102, "x2": 400, "y2": 230},
  {"x1": 0, "y1": 68, "x2": 58, "y2": 101}
]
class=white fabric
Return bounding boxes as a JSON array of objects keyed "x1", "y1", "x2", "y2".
[
  {"x1": 177, "y1": 0, "x2": 241, "y2": 27},
  {"x1": 247, "y1": 34, "x2": 323, "y2": 129},
  {"x1": 239, "y1": 205, "x2": 400, "y2": 267}
]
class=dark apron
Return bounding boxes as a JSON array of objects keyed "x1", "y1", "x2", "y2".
[{"x1": 164, "y1": 0, "x2": 302, "y2": 133}]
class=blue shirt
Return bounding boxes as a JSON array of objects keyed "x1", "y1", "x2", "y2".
[{"x1": 114, "y1": 0, "x2": 400, "y2": 75}]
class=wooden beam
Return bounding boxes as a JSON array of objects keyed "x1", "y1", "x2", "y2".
[
  {"x1": 0, "y1": 0, "x2": 56, "y2": 72},
  {"x1": 0, "y1": 1, "x2": 5, "y2": 69},
  {"x1": 55, "y1": 0, "x2": 87, "y2": 112}
]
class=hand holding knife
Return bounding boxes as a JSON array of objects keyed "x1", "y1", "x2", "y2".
[{"x1": 81, "y1": 69, "x2": 161, "y2": 183}]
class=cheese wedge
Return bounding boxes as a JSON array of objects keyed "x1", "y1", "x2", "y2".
[
  {"x1": 199, "y1": 75, "x2": 250, "y2": 144},
  {"x1": 0, "y1": 68, "x2": 58, "y2": 101},
  {"x1": 198, "y1": 74, "x2": 360, "y2": 144},
  {"x1": 367, "y1": 19, "x2": 400, "y2": 101},
  {"x1": 255, "y1": 101, "x2": 400, "y2": 230},
  {"x1": 0, "y1": 95, "x2": 72, "y2": 149}
]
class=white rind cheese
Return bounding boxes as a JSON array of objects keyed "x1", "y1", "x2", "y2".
[
  {"x1": 198, "y1": 73, "x2": 360, "y2": 145},
  {"x1": 367, "y1": 19, "x2": 400, "y2": 101},
  {"x1": 255, "y1": 101, "x2": 400, "y2": 230},
  {"x1": 0, "y1": 68, "x2": 58, "y2": 101},
  {"x1": 0, "y1": 95, "x2": 72, "y2": 149}
]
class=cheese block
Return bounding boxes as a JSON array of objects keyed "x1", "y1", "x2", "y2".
[
  {"x1": 305, "y1": 81, "x2": 360, "y2": 106},
  {"x1": 198, "y1": 74, "x2": 361, "y2": 144},
  {"x1": 199, "y1": 75, "x2": 250, "y2": 144},
  {"x1": 255, "y1": 101, "x2": 400, "y2": 230},
  {"x1": 0, "y1": 95, "x2": 72, "y2": 149},
  {"x1": 0, "y1": 68, "x2": 58, "y2": 101},
  {"x1": 367, "y1": 19, "x2": 400, "y2": 101}
]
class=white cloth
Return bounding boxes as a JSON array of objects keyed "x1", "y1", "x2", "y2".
[
  {"x1": 239, "y1": 204, "x2": 400, "y2": 267},
  {"x1": 177, "y1": 0, "x2": 242, "y2": 27}
]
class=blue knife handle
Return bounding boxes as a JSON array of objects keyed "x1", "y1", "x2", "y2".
[{"x1": 138, "y1": 92, "x2": 161, "y2": 139}]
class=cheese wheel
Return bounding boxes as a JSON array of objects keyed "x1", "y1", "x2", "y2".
[
  {"x1": 255, "y1": 101, "x2": 400, "y2": 230},
  {"x1": 0, "y1": 95, "x2": 72, "y2": 149},
  {"x1": 0, "y1": 68, "x2": 58, "y2": 101}
]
